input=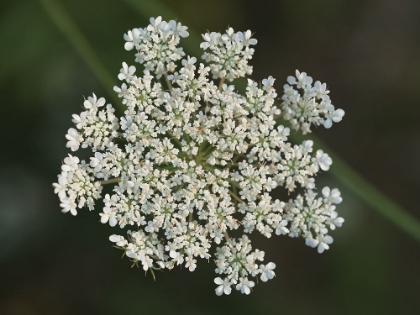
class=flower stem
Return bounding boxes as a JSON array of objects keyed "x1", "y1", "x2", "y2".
[
  {"x1": 230, "y1": 191, "x2": 243, "y2": 204},
  {"x1": 100, "y1": 177, "x2": 121, "y2": 185},
  {"x1": 219, "y1": 78, "x2": 225, "y2": 91},
  {"x1": 164, "y1": 71, "x2": 173, "y2": 90},
  {"x1": 290, "y1": 128, "x2": 420, "y2": 242}
]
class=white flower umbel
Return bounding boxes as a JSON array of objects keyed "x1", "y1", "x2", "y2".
[
  {"x1": 54, "y1": 17, "x2": 345, "y2": 295},
  {"x1": 201, "y1": 28, "x2": 257, "y2": 82},
  {"x1": 282, "y1": 70, "x2": 345, "y2": 134}
]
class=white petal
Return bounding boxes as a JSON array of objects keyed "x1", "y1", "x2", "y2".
[
  {"x1": 97, "y1": 97, "x2": 106, "y2": 107},
  {"x1": 214, "y1": 277, "x2": 223, "y2": 285},
  {"x1": 215, "y1": 286, "x2": 224, "y2": 296},
  {"x1": 334, "y1": 217, "x2": 345, "y2": 227},
  {"x1": 332, "y1": 109, "x2": 345, "y2": 122},
  {"x1": 109, "y1": 217, "x2": 117, "y2": 227},
  {"x1": 100, "y1": 214, "x2": 109, "y2": 224},
  {"x1": 287, "y1": 76, "x2": 297, "y2": 85},
  {"x1": 323, "y1": 118, "x2": 332, "y2": 129},
  {"x1": 84, "y1": 99, "x2": 92, "y2": 108},
  {"x1": 260, "y1": 273, "x2": 268, "y2": 282},
  {"x1": 124, "y1": 42, "x2": 134, "y2": 51},
  {"x1": 109, "y1": 235, "x2": 121, "y2": 242},
  {"x1": 318, "y1": 242, "x2": 329, "y2": 253},
  {"x1": 324, "y1": 235, "x2": 334, "y2": 244},
  {"x1": 200, "y1": 42, "x2": 210, "y2": 50},
  {"x1": 306, "y1": 238, "x2": 318, "y2": 248},
  {"x1": 267, "y1": 262, "x2": 276, "y2": 270}
]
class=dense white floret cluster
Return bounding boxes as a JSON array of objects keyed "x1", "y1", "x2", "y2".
[
  {"x1": 124, "y1": 16, "x2": 189, "y2": 78},
  {"x1": 54, "y1": 17, "x2": 345, "y2": 296},
  {"x1": 200, "y1": 28, "x2": 257, "y2": 81},
  {"x1": 282, "y1": 70, "x2": 345, "y2": 134}
]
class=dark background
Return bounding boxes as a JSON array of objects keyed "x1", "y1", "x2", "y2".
[{"x1": 1, "y1": 0, "x2": 420, "y2": 314}]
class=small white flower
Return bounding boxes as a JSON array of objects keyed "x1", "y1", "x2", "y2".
[
  {"x1": 65, "y1": 128, "x2": 83, "y2": 151},
  {"x1": 287, "y1": 70, "x2": 312, "y2": 88},
  {"x1": 169, "y1": 20, "x2": 189, "y2": 38},
  {"x1": 100, "y1": 206, "x2": 117, "y2": 227},
  {"x1": 322, "y1": 187, "x2": 342, "y2": 204},
  {"x1": 61, "y1": 154, "x2": 79, "y2": 172},
  {"x1": 330, "y1": 210, "x2": 345, "y2": 229},
  {"x1": 53, "y1": 174, "x2": 68, "y2": 199},
  {"x1": 169, "y1": 250, "x2": 184, "y2": 265},
  {"x1": 214, "y1": 277, "x2": 232, "y2": 296},
  {"x1": 312, "y1": 81, "x2": 329, "y2": 98},
  {"x1": 83, "y1": 93, "x2": 105, "y2": 110},
  {"x1": 185, "y1": 256, "x2": 197, "y2": 271},
  {"x1": 236, "y1": 278, "x2": 255, "y2": 295},
  {"x1": 315, "y1": 150, "x2": 332, "y2": 171},
  {"x1": 118, "y1": 62, "x2": 136, "y2": 81},
  {"x1": 262, "y1": 76, "x2": 275, "y2": 87},
  {"x1": 333, "y1": 108, "x2": 345, "y2": 122},
  {"x1": 317, "y1": 235, "x2": 333, "y2": 254},
  {"x1": 90, "y1": 152, "x2": 106, "y2": 173},
  {"x1": 60, "y1": 197, "x2": 77, "y2": 216},
  {"x1": 123, "y1": 28, "x2": 140, "y2": 50},
  {"x1": 109, "y1": 234, "x2": 128, "y2": 247},
  {"x1": 275, "y1": 220, "x2": 289, "y2": 235},
  {"x1": 260, "y1": 262, "x2": 276, "y2": 282}
]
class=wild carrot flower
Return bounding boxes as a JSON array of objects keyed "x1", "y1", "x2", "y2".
[{"x1": 54, "y1": 17, "x2": 345, "y2": 295}]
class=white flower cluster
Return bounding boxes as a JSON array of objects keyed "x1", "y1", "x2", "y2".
[
  {"x1": 124, "y1": 16, "x2": 189, "y2": 78},
  {"x1": 282, "y1": 70, "x2": 345, "y2": 134},
  {"x1": 200, "y1": 28, "x2": 257, "y2": 81},
  {"x1": 54, "y1": 17, "x2": 345, "y2": 296}
]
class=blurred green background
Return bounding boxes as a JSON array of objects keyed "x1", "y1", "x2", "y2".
[{"x1": 1, "y1": 0, "x2": 420, "y2": 314}]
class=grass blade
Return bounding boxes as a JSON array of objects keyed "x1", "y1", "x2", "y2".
[
  {"x1": 293, "y1": 133, "x2": 420, "y2": 242},
  {"x1": 38, "y1": 0, "x2": 120, "y2": 106}
]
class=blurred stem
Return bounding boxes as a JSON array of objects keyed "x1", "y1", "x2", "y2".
[
  {"x1": 230, "y1": 191, "x2": 243, "y2": 204},
  {"x1": 163, "y1": 71, "x2": 173, "y2": 90},
  {"x1": 38, "y1": 0, "x2": 121, "y2": 108},
  {"x1": 40, "y1": 0, "x2": 420, "y2": 243},
  {"x1": 100, "y1": 178, "x2": 121, "y2": 185},
  {"x1": 291, "y1": 132, "x2": 420, "y2": 242},
  {"x1": 219, "y1": 78, "x2": 225, "y2": 91}
]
